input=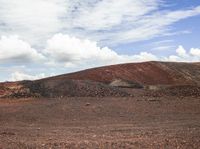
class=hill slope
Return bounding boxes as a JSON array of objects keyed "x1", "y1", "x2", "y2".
[
  {"x1": 1, "y1": 61, "x2": 200, "y2": 98},
  {"x1": 46, "y1": 61, "x2": 200, "y2": 85}
]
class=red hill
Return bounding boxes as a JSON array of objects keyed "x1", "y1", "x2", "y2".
[{"x1": 1, "y1": 61, "x2": 200, "y2": 98}]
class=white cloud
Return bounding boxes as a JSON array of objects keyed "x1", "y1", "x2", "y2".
[
  {"x1": 0, "y1": 33, "x2": 199, "y2": 69},
  {"x1": 130, "y1": 52, "x2": 158, "y2": 62},
  {"x1": 0, "y1": 35, "x2": 45, "y2": 63},
  {"x1": 0, "y1": 0, "x2": 68, "y2": 45},
  {"x1": 176, "y1": 45, "x2": 187, "y2": 57},
  {"x1": 166, "y1": 46, "x2": 200, "y2": 62},
  {"x1": 10, "y1": 71, "x2": 46, "y2": 81},
  {"x1": 45, "y1": 34, "x2": 123, "y2": 66},
  {"x1": 152, "y1": 45, "x2": 175, "y2": 51},
  {"x1": 70, "y1": 0, "x2": 159, "y2": 31},
  {"x1": 43, "y1": 34, "x2": 200, "y2": 68},
  {"x1": 0, "y1": 1, "x2": 200, "y2": 46},
  {"x1": 102, "y1": 6, "x2": 200, "y2": 45},
  {"x1": 167, "y1": 55, "x2": 181, "y2": 62},
  {"x1": 44, "y1": 33, "x2": 159, "y2": 68},
  {"x1": 190, "y1": 48, "x2": 200, "y2": 57},
  {"x1": 0, "y1": 33, "x2": 199, "y2": 82}
]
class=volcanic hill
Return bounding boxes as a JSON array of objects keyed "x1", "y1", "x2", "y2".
[{"x1": 1, "y1": 61, "x2": 200, "y2": 98}]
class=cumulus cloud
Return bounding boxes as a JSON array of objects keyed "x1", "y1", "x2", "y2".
[
  {"x1": 44, "y1": 34, "x2": 159, "y2": 68},
  {"x1": 0, "y1": 35, "x2": 45, "y2": 63},
  {"x1": 43, "y1": 34, "x2": 200, "y2": 68},
  {"x1": 0, "y1": 33, "x2": 199, "y2": 69},
  {"x1": 190, "y1": 48, "x2": 200, "y2": 57},
  {"x1": 10, "y1": 71, "x2": 46, "y2": 81},
  {"x1": 45, "y1": 34, "x2": 119, "y2": 65},
  {"x1": 167, "y1": 45, "x2": 200, "y2": 62},
  {"x1": 45, "y1": 34, "x2": 200, "y2": 65},
  {"x1": 176, "y1": 45, "x2": 187, "y2": 57},
  {"x1": 0, "y1": 33, "x2": 199, "y2": 82}
]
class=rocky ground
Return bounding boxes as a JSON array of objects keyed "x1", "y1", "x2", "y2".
[
  {"x1": 1, "y1": 61, "x2": 200, "y2": 99},
  {"x1": 0, "y1": 95, "x2": 200, "y2": 148},
  {"x1": 1, "y1": 61, "x2": 200, "y2": 148}
]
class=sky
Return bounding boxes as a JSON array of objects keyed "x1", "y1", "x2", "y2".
[{"x1": 0, "y1": 0, "x2": 200, "y2": 82}]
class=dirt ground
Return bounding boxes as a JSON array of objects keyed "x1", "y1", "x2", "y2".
[{"x1": 0, "y1": 96, "x2": 200, "y2": 149}]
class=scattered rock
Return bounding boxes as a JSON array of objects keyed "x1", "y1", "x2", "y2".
[
  {"x1": 0, "y1": 132, "x2": 15, "y2": 136},
  {"x1": 85, "y1": 103, "x2": 91, "y2": 106}
]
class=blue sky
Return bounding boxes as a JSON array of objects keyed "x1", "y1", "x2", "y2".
[
  {"x1": 0, "y1": 0, "x2": 200, "y2": 82},
  {"x1": 114, "y1": 14, "x2": 200, "y2": 56}
]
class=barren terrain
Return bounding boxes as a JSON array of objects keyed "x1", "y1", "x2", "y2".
[
  {"x1": 0, "y1": 96, "x2": 200, "y2": 148},
  {"x1": 0, "y1": 62, "x2": 200, "y2": 148}
]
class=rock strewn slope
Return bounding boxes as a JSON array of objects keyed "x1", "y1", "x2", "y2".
[{"x1": 1, "y1": 61, "x2": 200, "y2": 98}]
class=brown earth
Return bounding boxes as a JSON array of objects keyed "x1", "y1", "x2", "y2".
[
  {"x1": 49, "y1": 61, "x2": 200, "y2": 85},
  {"x1": 0, "y1": 61, "x2": 200, "y2": 148},
  {"x1": 0, "y1": 96, "x2": 200, "y2": 148},
  {"x1": 0, "y1": 80, "x2": 130, "y2": 98},
  {"x1": 1, "y1": 61, "x2": 200, "y2": 98}
]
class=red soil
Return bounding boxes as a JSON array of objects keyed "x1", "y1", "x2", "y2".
[
  {"x1": 48, "y1": 61, "x2": 200, "y2": 85},
  {"x1": 1, "y1": 61, "x2": 200, "y2": 98}
]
